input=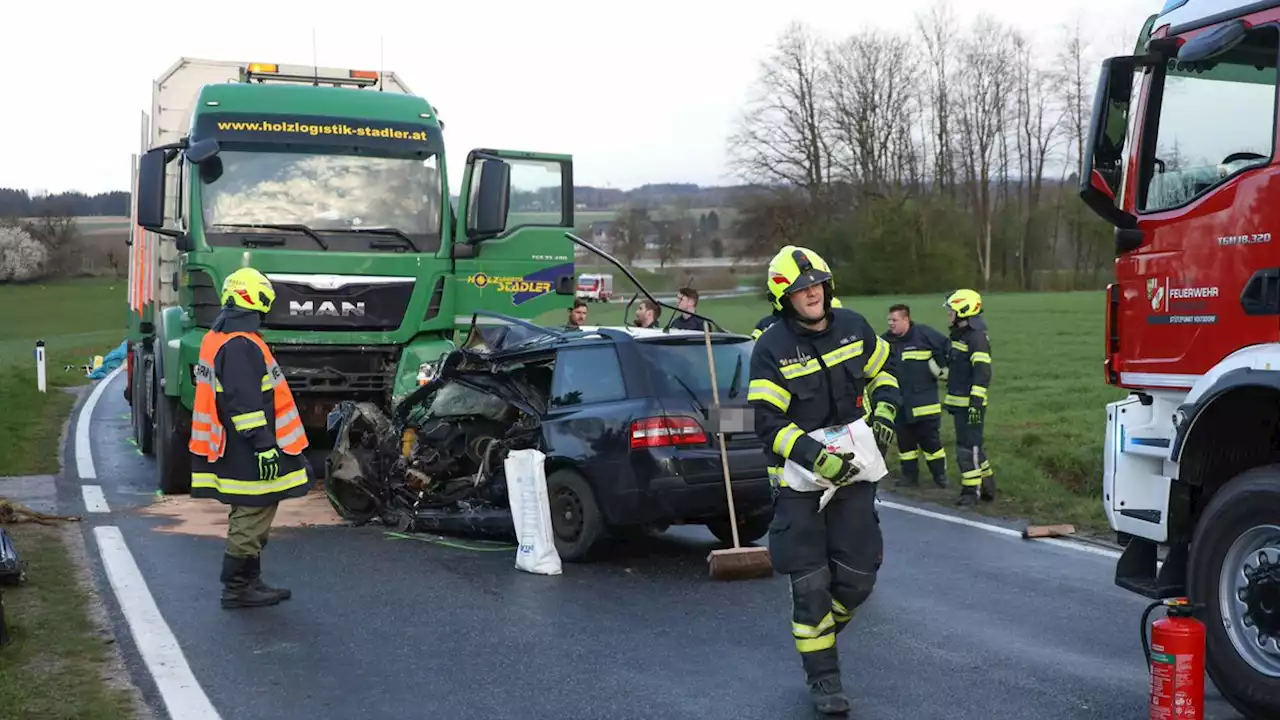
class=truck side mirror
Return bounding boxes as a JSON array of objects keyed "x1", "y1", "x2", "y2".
[
  {"x1": 1079, "y1": 53, "x2": 1156, "y2": 241},
  {"x1": 467, "y1": 158, "x2": 511, "y2": 241},
  {"x1": 136, "y1": 148, "x2": 169, "y2": 231},
  {"x1": 186, "y1": 138, "x2": 221, "y2": 165}
]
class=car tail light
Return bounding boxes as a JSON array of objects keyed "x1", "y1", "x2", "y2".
[{"x1": 630, "y1": 416, "x2": 708, "y2": 449}]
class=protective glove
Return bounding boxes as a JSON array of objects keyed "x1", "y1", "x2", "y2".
[
  {"x1": 814, "y1": 450, "x2": 860, "y2": 487},
  {"x1": 872, "y1": 401, "x2": 897, "y2": 449},
  {"x1": 968, "y1": 406, "x2": 983, "y2": 426},
  {"x1": 256, "y1": 447, "x2": 281, "y2": 482}
]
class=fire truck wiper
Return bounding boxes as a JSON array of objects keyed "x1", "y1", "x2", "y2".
[
  {"x1": 213, "y1": 223, "x2": 329, "y2": 251},
  {"x1": 343, "y1": 227, "x2": 420, "y2": 253}
]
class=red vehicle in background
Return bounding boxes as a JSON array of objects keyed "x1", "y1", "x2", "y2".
[{"x1": 1081, "y1": 1, "x2": 1280, "y2": 716}]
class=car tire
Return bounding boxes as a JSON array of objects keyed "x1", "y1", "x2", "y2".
[
  {"x1": 1187, "y1": 465, "x2": 1280, "y2": 720},
  {"x1": 707, "y1": 510, "x2": 771, "y2": 546},
  {"x1": 546, "y1": 469, "x2": 604, "y2": 563}
]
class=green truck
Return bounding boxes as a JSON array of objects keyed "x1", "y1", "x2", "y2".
[{"x1": 125, "y1": 58, "x2": 578, "y2": 494}]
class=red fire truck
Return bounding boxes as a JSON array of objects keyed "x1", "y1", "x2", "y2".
[{"x1": 1082, "y1": 1, "x2": 1280, "y2": 716}]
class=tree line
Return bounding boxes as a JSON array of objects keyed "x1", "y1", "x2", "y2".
[
  {"x1": 723, "y1": 2, "x2": 1132, "y2": 294},
  {"x1": 0, "y1": 188, "x2": 128, "y2": 218}
]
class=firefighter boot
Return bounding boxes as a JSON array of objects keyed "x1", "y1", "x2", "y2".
[
  {"x1": 955, "y1": 486, "x2": 979, "y2": 507},
  {"x1": 220, "y1": 555, "x2": 283, "y2": 609},
  {"x1": 246, "y1": 555, "x2": 291, "y2": 602},
  {"x1": 248, "y1": 538, "x2": 291, "y2": 601},
  {"x1": 802, "y1": 650, "x2": 850, "y2": 716},
  {"x1": 808, "y1": 675, "x2": 850, "y2": 717}
]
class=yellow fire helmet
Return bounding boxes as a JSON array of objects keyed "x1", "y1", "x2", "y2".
[
  {"x1": 221, "y1": 267, "x2": 276, "y2": 314},
  {"x1": 766, "y1": 245, "x2": 834, "y2": 312},
  {"x1": 944, "y1": 288, "x2": 982, "y2": 319}
]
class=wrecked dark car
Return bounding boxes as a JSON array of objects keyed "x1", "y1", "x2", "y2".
[{"x1": 323, "y1": 315, "x2": 773, "y2": 562}]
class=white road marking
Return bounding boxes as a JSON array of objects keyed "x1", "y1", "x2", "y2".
[
  {"x1": 81, "y1": 485, "x2": 110, "y2": 513},
  {"x1": 93, "y1": 526, "x2": 222, "y2": 720},
  {"x1": 76, "y1": 366, "x2": 123, "y2": 480},
  {"x1": 877, "y1": 499, "x2": 1124, "y2": 560}
]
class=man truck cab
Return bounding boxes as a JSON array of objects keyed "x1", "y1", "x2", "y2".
[{"x1": 1080, "y1": 2, "x2": 1280, "y2": 716}]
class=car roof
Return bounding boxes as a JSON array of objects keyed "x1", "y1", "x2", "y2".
[{"x1": 461, "y1": 320, "x2": 751, "y2": 359}]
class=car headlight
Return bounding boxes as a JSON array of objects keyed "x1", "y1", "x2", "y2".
[{"x1": 417, "y1": 362, "x2": 437, "y2": 386}]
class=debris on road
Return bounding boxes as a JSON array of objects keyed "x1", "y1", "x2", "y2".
[
  {"x1": 0, "y1": 498, "x2": 81, "y2": 525},
  {"x1": 138, "y1": 487, "x2": 342, "y2": 538},
  {"x1": 1021, "y1": 523, "x2": 1075, "y2": 539}
]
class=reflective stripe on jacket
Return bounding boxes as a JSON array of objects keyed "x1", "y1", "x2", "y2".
[{"x1": 190, "y1": 330, "x2": 308, "y2": 461}]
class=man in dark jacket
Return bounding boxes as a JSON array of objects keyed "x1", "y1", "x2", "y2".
[
  {"x1": 882, "y1": 303, "x2": 951, "y2": 488},
  {"x1": 748, "y1": 245, "x2": 899, "y2": 716},
  {"x1": 189, "y1": 267, "x2": 313, "y2": 609},
  {"x1": 669, "y1": 287, "x2": 708, "y2": 331},
  {"x1": 942, "y1": 289, "x2": 995, "y2": 506}
]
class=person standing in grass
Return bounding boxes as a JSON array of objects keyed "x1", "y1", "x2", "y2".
[{"x1": 942, "y1": 289, "x2": 995, "y2": 506}]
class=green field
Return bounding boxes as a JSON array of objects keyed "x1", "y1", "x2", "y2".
[
  {"x1": 537, "y1": 290, "x2": 1125, "y2": 536},
  {"x1": 0, "y1": 277, "x2": 140, "y2": 718}
]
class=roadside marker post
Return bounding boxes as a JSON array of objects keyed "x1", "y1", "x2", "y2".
[{"x1": 35, "y1": 340, "x2": 46, "y2": 393}]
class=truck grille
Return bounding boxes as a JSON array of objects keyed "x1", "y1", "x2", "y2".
[{"x1": 262, "y1": 274, "x2": 415, "y2": 331}]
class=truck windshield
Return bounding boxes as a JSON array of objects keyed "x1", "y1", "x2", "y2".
[{"x1": 199, "y1": 150, "x2": 443, "y2": 251}]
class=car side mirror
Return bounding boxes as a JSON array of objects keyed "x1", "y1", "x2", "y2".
[{"x1": 467, "y1": 158, "x2": 511, "y2": 241}]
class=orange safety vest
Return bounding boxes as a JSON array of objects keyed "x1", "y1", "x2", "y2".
[{"x1": 188, "y1": 330, "x2": 309, "y2": 462}]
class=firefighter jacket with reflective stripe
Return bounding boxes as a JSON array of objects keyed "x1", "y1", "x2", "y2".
[
  {"x1": 944, "y1": 317, "x2": 992, "y2": 410},
  {"x1": 751, "y1": 313, "x2": 780, "y2": 340},
  {"x1": 747, "y1": 308, "x2": 901, "y2": 486},
  {"x1": 189, "y1": 330, "x2": 312, "y2": 506},
  {"x1": 882, "y1": 322, "x2": 949, "y2": 420}
]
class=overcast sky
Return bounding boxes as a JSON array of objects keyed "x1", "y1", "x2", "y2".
[{"x1": 2, "y1": 0, "x2": 1154, "y2": 195}]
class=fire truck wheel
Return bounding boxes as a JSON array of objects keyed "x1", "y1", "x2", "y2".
[{"x1": 1188, "y1": 465, "x2": 1280, "y2": 719}]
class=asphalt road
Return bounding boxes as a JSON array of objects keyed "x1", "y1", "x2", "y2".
[{"x1": 61, "y1": 369, "x2": 1247, "y2": 720}]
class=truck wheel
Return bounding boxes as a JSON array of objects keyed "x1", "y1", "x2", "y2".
[
  {"x1": 707, "y1": 510, "x2": 772, "y2": 546},
  {"x1": 154, "y1": 394, "x2": 191, "y2": 495},
  {"x1": 132, "y1": 357, "x2": 154, "y2": 456},
  {"x1": 545, "y1": 469, "x2": 604, "y2": 563},
  {"x1": 1188, "y1": 465, "x2": 1280, "y2": 719}
]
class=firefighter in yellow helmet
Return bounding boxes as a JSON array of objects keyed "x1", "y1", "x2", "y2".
[
  {"x1": 746, "y1": 245, "x2": 900, "y2": 716},
  {"x1": 751, "y1": 246, "x2": 843, "y2": 340},
  {"x1": 189, "y1": 267, "x2": 313, "y2": 609},
  {"x1": 942, "y1": 289, "x2": 994, "y2": 506}
]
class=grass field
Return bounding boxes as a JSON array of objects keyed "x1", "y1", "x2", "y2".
[
  {"x1": 537, "y1": 290, "x2": 1126, "y2": 536},
  {"x1": 0, "y1": 278, "x2": 141, "y2": 718}
]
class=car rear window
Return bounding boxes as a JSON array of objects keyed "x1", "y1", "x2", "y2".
[{"x1": 636, "y1": 338, "x2": 753, "y2": 402}]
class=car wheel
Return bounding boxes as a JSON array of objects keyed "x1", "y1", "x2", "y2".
[
  {"x1": 1187, "y1": 465, "x2": 1280, "y2": 720},
  {"x1": 546, "y1": 469, "x2": 604, "y2": 562},
  {"x1": 707, "y1": 510, "x2": 771, "y2": 546}
]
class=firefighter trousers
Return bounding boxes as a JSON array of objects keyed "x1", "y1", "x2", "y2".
[
  {"x1": 950, "y1": 407, "x2": 993, "y2": 491},
  {"x1": 226, "y1": 504, "x2": 279, "y2": 558},
  {"x1": 895, "y1": 414, "x2": 946, "y2": 482},
  {"x1": 767, "y1": 481, "x2": 883, "y2": 682}
]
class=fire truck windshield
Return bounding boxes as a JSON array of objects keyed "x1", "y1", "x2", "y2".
[
  {"x1": 1138, "y1": 27, "x2": 1278, "y2": 213},
  {"x1": 198, "y1": 150, "x2": 443, "y2": 249}
]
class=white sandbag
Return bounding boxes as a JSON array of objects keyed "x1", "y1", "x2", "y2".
[
  {"x1": 505, "y1": 448, "x2": 562, "y2": 575},
  {"x1": 781, "y1": 418, "x2": 889, "y2": 511}
]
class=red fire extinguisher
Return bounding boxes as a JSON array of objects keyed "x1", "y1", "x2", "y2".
[{"x1": 1143, "y1": 597, "x2": 1205, "y2": 719}]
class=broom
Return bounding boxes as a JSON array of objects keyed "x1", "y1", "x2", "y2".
[{"x1": 703, "y1": 324, "x2": 774, "y2": 580}]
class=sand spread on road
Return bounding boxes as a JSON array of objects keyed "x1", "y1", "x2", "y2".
[{"x1": 137, "y1": 487, "x2": 345, "y2": 538}]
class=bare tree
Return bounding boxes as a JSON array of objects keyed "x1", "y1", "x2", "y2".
[
  {"x1": 916, "y1": 0, "x2": 959, "y2": 194},
  {"x1": 1012, "y1": 33, "x2": 1064, "y2": 289},
  {"x1": 954, "y1": 15, "x2": 1014, "y2": 285},
  {"x1": 726, "y1": 22, "x2": 835, "y2": 197},
  {"x1": 825, "y1": 29, "x2": 920, "y2": 195}
]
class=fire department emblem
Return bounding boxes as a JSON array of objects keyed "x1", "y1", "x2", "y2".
[{"x1": 1147, "y1": 277, "x2": 1165, "y2": 311}]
